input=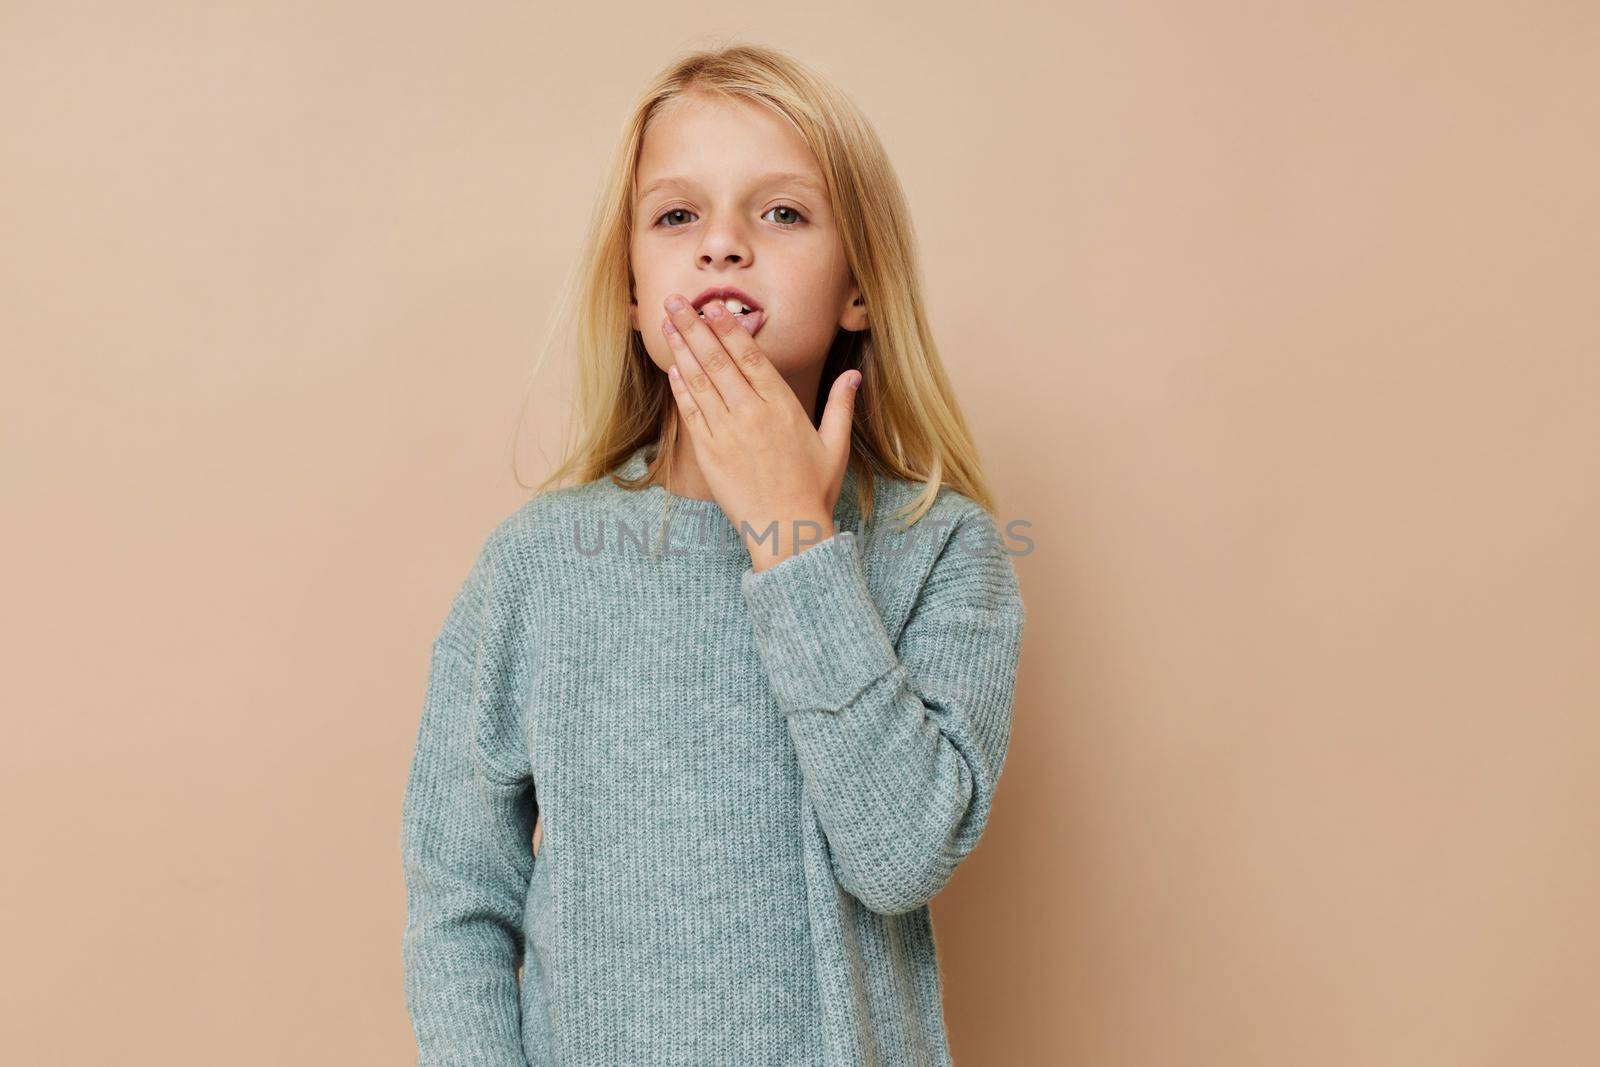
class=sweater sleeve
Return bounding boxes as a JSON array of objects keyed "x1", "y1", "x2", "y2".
[
  {"x1": 401, "y1": 531, "x2": 537, "y2": 1065},
  {"x1": 739, "y1": 507, "x2": 1025, "y2": 917}
]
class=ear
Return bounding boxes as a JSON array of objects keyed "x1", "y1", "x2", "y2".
[{"x1": 838, "y1": 283, "x2": 869, "y2": 333}]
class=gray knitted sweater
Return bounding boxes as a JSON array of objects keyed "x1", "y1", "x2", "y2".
[{"x1": 401, "y1": 443, "x2": 1026, "y2": 1066}]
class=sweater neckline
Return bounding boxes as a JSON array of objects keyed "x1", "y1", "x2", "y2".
[
  {"x1": 598, "y1": 443, "x2": 864, "y2": 559},
  {"x1": 616, "y1": 444, "x2": 723, "y2": 513}
]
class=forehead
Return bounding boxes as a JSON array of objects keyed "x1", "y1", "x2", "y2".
[{"x1": 635, "y1": 95, "x2": 826, "y2": 199}]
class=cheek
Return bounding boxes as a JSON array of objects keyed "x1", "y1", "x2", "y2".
[
  {"x1": 770, "y1": 258, "x2": 845, "y2": 326},
  {"x1": 772, "y1": 289, "x2": 842, "y2": 344}
]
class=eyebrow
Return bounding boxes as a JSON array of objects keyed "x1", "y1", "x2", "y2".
[{"x1": 635, "y1": 170, "x2": 826, "y2": 204}]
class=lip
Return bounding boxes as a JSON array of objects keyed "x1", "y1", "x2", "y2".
[
  {"x1": 688, "y1": 286, "x2": 766, "y2": 336},
  {"x1": 690, "y1": 286, "x2": 763, "y2": 313}
]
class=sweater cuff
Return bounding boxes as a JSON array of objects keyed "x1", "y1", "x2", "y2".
[{"x1": 740, "y1": 530, "x2": 901, "y2": 717}]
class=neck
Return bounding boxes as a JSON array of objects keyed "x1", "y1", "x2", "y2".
[{"x1": 663, "y1": 434, "x2": 715, "y2": 501}]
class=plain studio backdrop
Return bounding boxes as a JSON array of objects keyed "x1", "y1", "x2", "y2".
[{"x1": 2, "y1": 3, "x2": 1595, "y2": 1064}]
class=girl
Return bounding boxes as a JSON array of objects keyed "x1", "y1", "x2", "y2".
[{"x1": 401, "y1": 44, "x2": 1026, "y2": 1067}]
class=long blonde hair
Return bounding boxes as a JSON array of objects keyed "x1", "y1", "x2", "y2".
[{"x1": 515, "y1": 42, "x2": 998, "y2": 528}]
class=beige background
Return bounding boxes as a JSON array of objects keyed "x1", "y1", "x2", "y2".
[{"x1": 3, "y1": 3, "x2": 1596, "y2": 1064}]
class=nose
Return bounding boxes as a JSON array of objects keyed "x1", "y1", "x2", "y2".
[{"x1": 696, "y1": 217, "x2": 749, "y2": 267}]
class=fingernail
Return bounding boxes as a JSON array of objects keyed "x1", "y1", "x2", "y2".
[
  {"x1": 703, "y1": 302, "x2": 725, "y2": 320},
  {"x1": 849, "y1": 373, "x2": 861, "y2": 389},
  {"x1": 666, "y1": 295, "x2": 687, "y2": 312}
]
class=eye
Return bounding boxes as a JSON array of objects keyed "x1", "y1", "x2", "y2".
[
  {"x1": 763, "y1": 204, "x2": 807, "y2": 227},
  {"x1": 655, "y1": 207, "x2": 696, "y2": 228},
  {"x1": 650, "y1": 204, "x2": 810, "y2": 229}
]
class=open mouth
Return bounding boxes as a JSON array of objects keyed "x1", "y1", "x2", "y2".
[{"x1": 694, "y1": 298, "x2": 766, "y2": 336}]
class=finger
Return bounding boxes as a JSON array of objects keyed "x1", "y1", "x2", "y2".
[
  {"x1": 665, "y1": 362, "x2": 710, "y2": 442},
  {"x1": 662, "y1": 312, "x2": 727, "y2": 431},
  {"x1": 665, "y1": 296, "x2": 757, "y2": 412},
  {"x1": 698, "y1": 301, "x2": 787, "y2": 403},
  {"x1": 817, "y1": 369, "x2": 862, "y2": 472}
]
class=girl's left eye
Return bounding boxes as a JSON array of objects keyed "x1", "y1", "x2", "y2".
[
  {"x1": 652, "y1": 205, "x2": 809, "y2": 228},
  {"x1": 763, "y1": 204, "x2": 807, "y2": 226}
]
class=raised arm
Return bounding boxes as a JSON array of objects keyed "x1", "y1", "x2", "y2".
[
  {"x1": 401, "y1": 529, "x2": 537, "y2": 1065},
  {"x1": 740, "y1": 506, "x2": 1026, "y2": 916}
]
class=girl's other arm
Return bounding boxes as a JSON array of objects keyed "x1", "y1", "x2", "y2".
[
  {"x1": 741, "y1": 506, "x2": 1026, "y2": 917},
  {"x1": 401, "y1": 531, "x2": 536, "y2": 1065}
]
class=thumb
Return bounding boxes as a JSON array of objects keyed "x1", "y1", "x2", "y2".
[{"x1": 817, "y1": 369, "x2": 861, "y2": 467}]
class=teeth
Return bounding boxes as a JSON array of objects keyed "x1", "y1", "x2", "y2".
[{"x1": 698, "y1": 297, "x2": 753, "y2": 316}]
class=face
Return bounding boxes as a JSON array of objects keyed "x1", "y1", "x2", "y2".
[{"x1": 630, "y1": 94, "x2": 867, "y2": 385}]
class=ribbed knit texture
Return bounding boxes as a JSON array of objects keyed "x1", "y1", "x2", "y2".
[{"x1": 401, "y1": 443, "x2": 1026, "y2": 1066}]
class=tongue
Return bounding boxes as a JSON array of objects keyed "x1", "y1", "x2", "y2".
[{"x1": 696, "y1": 305, "x2": 765, "y2": 335}]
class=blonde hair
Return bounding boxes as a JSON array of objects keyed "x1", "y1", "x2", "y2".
[{"x1": 516, "y1": 42, "x2": 998, "y2": 528}]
